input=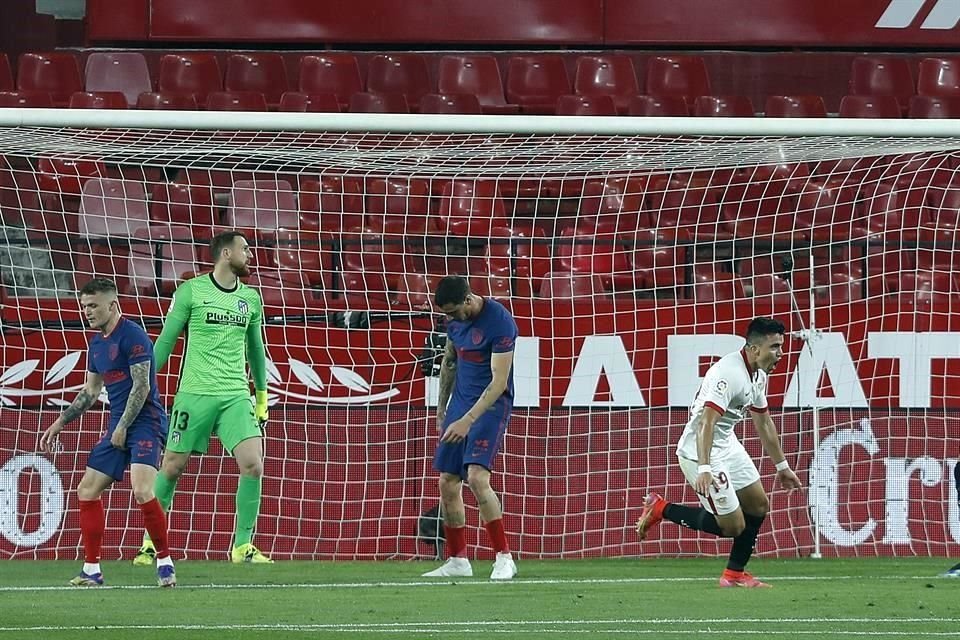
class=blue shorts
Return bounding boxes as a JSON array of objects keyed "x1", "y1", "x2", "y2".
[
  {"x1": 86, "y1": 426, "x2": 164, "y2": 481},
  {"x1": 433, "y1": 400, "x2": 512, "y2": 479}
]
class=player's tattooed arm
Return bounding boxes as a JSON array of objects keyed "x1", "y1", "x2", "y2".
[
  {"x1": 115, "y1": 361, "x2": 151, "y2": 431},
  {"x1": 57, "y1": 373, "x2": 104, "y2": 426},
  {"x1": 437, "y1": 341, "x2": 458, "y2": 415}
]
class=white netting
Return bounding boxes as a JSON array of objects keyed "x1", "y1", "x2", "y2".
[{"x1": 1, "y1": 120, "x2": 959, "y2": 560}]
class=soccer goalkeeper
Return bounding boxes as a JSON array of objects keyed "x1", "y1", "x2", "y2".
[{"x1": 134, "y1": 230, "x2": 273, "y2": 564}]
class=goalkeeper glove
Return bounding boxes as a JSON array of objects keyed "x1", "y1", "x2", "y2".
[{"x1": 254, "y1": 390, "x2": 269, "y2": 427}]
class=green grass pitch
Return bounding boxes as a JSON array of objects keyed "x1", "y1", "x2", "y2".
[{"x1": 0, "y1": 558, "x2": 958, "y2": 639}]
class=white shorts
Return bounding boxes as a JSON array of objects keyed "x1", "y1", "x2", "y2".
[{"x1": 677, "y1": 442, "x2": 761, "y2": 516}]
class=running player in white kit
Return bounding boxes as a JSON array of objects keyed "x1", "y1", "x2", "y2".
[{"x1": 635, "y1": 317, "x2": 801, "y2": 587}]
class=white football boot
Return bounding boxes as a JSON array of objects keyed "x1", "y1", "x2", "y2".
[
  {"x1": 490, "y1": 552, "x2": 517, "y2": 580},
  {"x1": 422, "y1": 557, "x2": 473, "y2": 577}
]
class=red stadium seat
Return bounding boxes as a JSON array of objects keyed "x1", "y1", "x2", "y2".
[
  {"x1": 630, "y1": 229, "x2": 686, "y2": 292},
  {"x1": 554, "y1": 223, "x2": 632, "y2": 292},
  {"x1": 795, "y1": 179, "x2": 858, "y2": 239},
  {"x1": 298, "y1": 54, "x2": 363, "y2": 108},
  {"x1": 225, "y1": 180, "x2": 298, "y2": 234},
  {"x1": 917, "y1": 57, "x2": 960, "y2": 98},
  {"x1": 127, "y1": 225, "x2": 198, "y2": 295},
  {"x1": 84, "y1": 52, "x2": 152, "y2": 107},
  {"x1": 481, "y1": 226, "x2": 513, "y2": 276},
  {"x1": 68, "y1": 91, "x2": 128, "y2": 109},
  {"x1": 908, "y1": 95, "x2": 960, "y2": 118},
  {"x1": 272, "y1": 229, "x2": 331, "y2": 288},
  {"x1": 693, "y1": 270, "x2": 744, "y2": 302},
  {"x1": 225, "y1": 53, "x2": 289, "y2": 106},
  {"x1": 749, "y1": 273, "x2": 793, "y2": 305},
  {"x1": 555, "y1": 94, "x2": 617, "y2": 116},
  {"x1": 419, "y1": 93, "x2": 482, "y2": 114},
  {"x1": 136, "y1": 92, "x2": 198, "y2": 110},
  {"x1": 437, "y1": 55, "x2": 519, "y2": 114},
  {"x1": 573, "y1": 55, "x2": 639, "y2": 113},
  {"x1": 839, "y1": 95, "x2": 902, "y2": 118},
  {"x1": 538, "y1": 271, "x2": 604, "y2": 298},
  {"x1": 506, "y1": 55, "x2": 571, "y2": 114},
  {"x1": 891, "y1": 270, "x2": 955, "y2": 309},
  {"x1": 298, "y1": 174, "x2": 365, "y2": 232},
  {"x1": 764, "y1": 95, "x2": 827, "y2": 117},
  {"x1": 278, "y1": 91, "x2": 340, "y2": 112},
  {"x1": 0, "y1": 54, "x2": 12, "y2": 91},
  {"x1": 79, "y1": 178, "x2": 151, "y2": 238},
  {"x1": 866, "y1": 246, "x2": 916, "y2": 296},
  {"x1": 157, "y1": 53, "x2": 223, "y2": 104},
  {"x1": 470, "y1": 273, "x2": 511, "y2": 299},
  {"x1": 509, "y1": 222, "x2": 551, "y2": 297},
  {"x1": 646, "y1": 175, "x2": 728, "y2": 237},
  {"x1": 205, "y1": 91, "x2": 268, "y2": 111},
  {"x1": 73, "y1": 244, "x2": 132, "y2": 290},
  {"x1": 340, "y1": 229, "x2": 410, "y2": 290},
  {"x1": 693, "y1": 95, "x2": 755, "y2": 117},
  {"x1": 17, "y1": 52, "x2": 83, "y2": 105},
  {"x1": 365, "y1": 177, "x2": 433, "y2": 233},
  {"x1": 438, "y1": 178, "x2": 507, "y2": 236},
  {"x1": 627, "y1": 95, "x2": 689, "y2": 116},
  {"x1": 856, "y1": 179, "x2": 927, "y2": 239},
  {"x1": 578, "y1": 175, "x2": 647, "y2": 232},
  {"x1": 339, "y1": 269, "x2": 392, "y2": 308},
  {"x1": 245, "y1": 268, "x2": 327, "y2": 311},
  {"x1": 38, "y1": 157, "x2": 107, "y2": 196},
  {"x1": 815, "y1": 272, "x2": 863, "y2": 304},
  {"x1": 348, "y1": 92, "x2": 409, "y2": 113},
  {"x1": 923, "y1": 184, "x2": 960, "y2": 242},
  {"x1": 0, "y1": 91, "x2": 53, "y2": 107},
  {"x1": 645, "y1": 56, "x2": 710, "y2": 102},
  {"x1": 848, "y1": 56, "x2": 914, "y2": 110},
  {"x1": 395, "y1": 272, "x2": 441, "y2": 309},
  {"x1": 722, "y1": 164, "x2": 809, "y2": 239},
  {"x1": 366, "y1": 54, "x2": 432, "y2": 111},
  {"x1": 149, "y1": 182, "x2": 218, "y2": 239}
]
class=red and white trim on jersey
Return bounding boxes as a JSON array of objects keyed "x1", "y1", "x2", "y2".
[{"x1": 676, "y1": 349, "x2": 770, "y2": 462}]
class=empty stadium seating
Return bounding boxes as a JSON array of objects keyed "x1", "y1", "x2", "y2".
[
  {"x1": 224, "y1": 53, "x2": 290, "y2": 106},
  {"x1": 506, "y1": 55, "x2": 571, "y2": 114},
  {"x1": 848, "y1": 56, "x2": 915, "y2": 110},
  {"x1": 437, "y1": 55, "x2": 519, "y2": 114},
  {"x1": 366, "y1": 54, "x2": 431, "y2": 111},
  {"x1": 68, "y1": 91, "x2": 128, "y2": 109},
  {"x1": 278, "y1": 91, "x2": 341, "y2": 112},
  {"x1": 157, "y1": 53, "x2": 223, "y2": 104},
  {"x1": 84, "y1": 52, "x2": 152, "y2": 106},
  {"x1": 17, "y1": 52, "x2": 82, "y2": 105},
  {"x1": 298, "y1": 54, "x2": 363, "y2": 108},
  {"x1": 573, "y1": 55, "x2": 639, "y2": 113}
]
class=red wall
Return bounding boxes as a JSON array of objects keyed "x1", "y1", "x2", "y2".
[
  {"x1": 2, "y1": 408, "x2": 957, "y2": 560},
  {"x1": 87, "y1": 0, "x2": 960, "y2": 47}
]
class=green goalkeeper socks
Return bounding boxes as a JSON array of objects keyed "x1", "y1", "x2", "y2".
[
  {"x1": 234, "y1": 474, "x2": 262, "y2": 547},
  {"x1": 143, "y1": 472, "x2": 178, "y2": 546}
]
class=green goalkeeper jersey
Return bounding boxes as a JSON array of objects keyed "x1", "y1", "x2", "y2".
[{"x1": 153, "y1": 273, "x2": 268, "y2": 395}]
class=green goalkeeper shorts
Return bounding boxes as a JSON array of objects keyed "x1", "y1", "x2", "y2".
[{"x1": 166, "y1": 392, "x2": 260, "y2": 455}]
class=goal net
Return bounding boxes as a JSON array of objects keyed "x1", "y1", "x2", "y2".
[{"x1": 1, "y1": 112, "x2": 958, "y2": 561}]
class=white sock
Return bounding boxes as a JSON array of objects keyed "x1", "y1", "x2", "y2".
[
  {"x1": 156, "y1": 556, "x2": 174, "y2": 568},
  {"x1": 82, "y1": 562, "x2": 101, "y2": 575}
]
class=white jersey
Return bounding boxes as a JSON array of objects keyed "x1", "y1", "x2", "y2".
[{"x1": 676, "y1": 349, "x2": 769, "y2": 461}]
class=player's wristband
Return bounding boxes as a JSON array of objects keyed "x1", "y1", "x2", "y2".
[
  {"x1": 774, "y1": 460, "x2": 790, "y2": 472},
  {"x1": 697, "y1": 464, "x2": 712, "y2": 474}
]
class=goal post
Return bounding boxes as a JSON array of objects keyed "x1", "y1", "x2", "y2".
[{"x1": 1, "y1": 109, "x2": 958, "y2": 561}]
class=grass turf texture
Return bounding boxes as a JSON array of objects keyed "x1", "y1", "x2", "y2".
[{"x1": 0, "y1": 558, "x2": 957, "y2": 639}]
